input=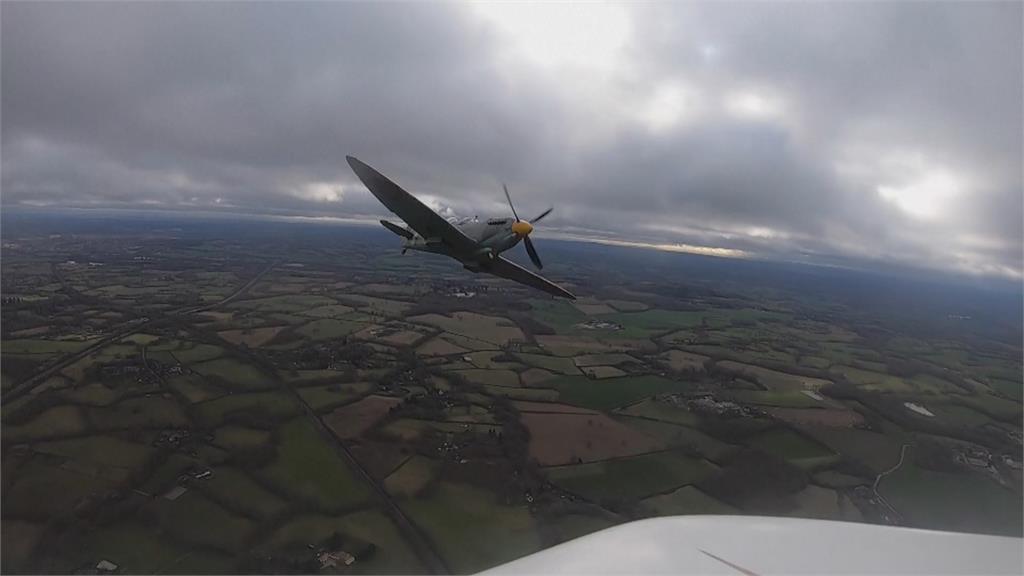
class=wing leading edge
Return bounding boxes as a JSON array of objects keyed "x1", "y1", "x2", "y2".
[
  {"x1": 481, "y1": 516, "x2": 1023, "y2": 575},
  {"x1": 488, "y1": 256, "x2": 576, "y2": 300},
  {"x1": 346, "y1": 156, "x2": 477, "y2": 254}
]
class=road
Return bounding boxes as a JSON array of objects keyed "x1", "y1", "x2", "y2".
[
  {"x1": 279, "y1": 378, "x2": 450, "y2": 574},
  {"x1": 4, "y1": 318, "x2": 152, "y2": 402},
  {"x1": 5, "y1": 260, "x2": 275, "y2": 401},
  {"x1": 178, "y1": 260, "x2": 276, "y2": 314},
  {"x1": 872, "y1": 443, "x2": 912, "y2": 519},
  {"x1": 7, "y1": 258, "x2": 450, "y2": 571}
]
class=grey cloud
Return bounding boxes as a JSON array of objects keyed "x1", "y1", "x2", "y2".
[{"x1": 2, "y1": 1, "x2": 1020, "y2": 279}]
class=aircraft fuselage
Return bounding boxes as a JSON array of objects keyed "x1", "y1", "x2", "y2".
[{"x1": 398, "y1": 216, "x2": 522, "y2": 264}]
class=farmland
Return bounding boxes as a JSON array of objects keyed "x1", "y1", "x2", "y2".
[
  {"x1": 520, "y1": 412, "x2": 664, "y2": 465},
  {"x1": 1, "y1": 212, "x2": 1021, "y2": 574}
]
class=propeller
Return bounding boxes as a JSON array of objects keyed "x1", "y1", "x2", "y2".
[{"x1": 503, "y1": 183, "x2": 551, "y2": 270}]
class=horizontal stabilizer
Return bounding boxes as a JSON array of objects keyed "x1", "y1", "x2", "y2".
[{"x1": 380, "y1": 219, "x2": 413, "y2": 239}]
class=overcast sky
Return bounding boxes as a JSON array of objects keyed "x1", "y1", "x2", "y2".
[{"x1": 3, "y1": 2, "x2": 1021, "y2": 279}]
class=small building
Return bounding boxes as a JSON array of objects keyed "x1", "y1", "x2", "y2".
[
  {"x1": 317, "y1": 550, "x2": 355, "y2": 569},
  {"x1": 903, "y1": 402, "x2": 935, "y2": 417},
  {"x1": 163, "y1": 486, "x2": 188, "y2": 501},
  {"x1": 964, "y1": 448, "x2": 990, "y2": 467}
]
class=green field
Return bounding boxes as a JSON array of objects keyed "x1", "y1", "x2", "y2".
[
  {"x1": 232, "y1": 294, "x2": 338, "y2": 313},
  {"x1": 830, "y1": 365, "x2": 911, "y2": 392},
  {"x1": 954, "y1": 393, "x2": 1021, "y2": 420},
  {"x1": 880, "y1": 455, "x2": 1023, "y2": 536},
  {"x1": 520, "y1": 366, "x2": 561, "y2": 385},
  {"x1": 384, "y1": 456, "x2": 439, "y2": 497},
  {"x1": 606, "y1": 300, "x2": 649, "y2": 312},
  {"x1": 283, "y1": 369, "x2": 351, "y2": 383},
  {"x1": 120, "y1": 333, "x2": 162, "y2": 345},
  {"x1": 51, "y1": 520, "x2": 208, "y2": 575},
  {"x1": 546, "y1": 451, "x2": 717, "y2": 501},
  {"x1": 190, "y1": 357, "x2": 274, "y2": 389},
  {"x1": 989, "y1": 378, "x2": 1023, "y2": 402},
  {"x1": 401, "y1": 482, "x2": 540, "y2": 574},
  {"x1": 799, "y1": 355, "x2": 832, "y2": 369},
  {"x1": 168, "y1": 374, "x2": 224, "y2": 403},
  {"x1": 408, "y1": 312, "x2": 523, "y2": 345},
  {"x1": 153, "y1": 491, "x2": 256, "y2": 552},
  {"x1": 798, "y1": 425, "x2": 904, "y2": 474},
  {"x1": 4, "y1": 459, "x2": 115, "y2": 518},
  {"x1": 265, "y1": 510, "x2": 424, "y2": 574},
  {"x1": 641, "y1": 485, "x2": 737, "y2": 516},
  {"x1": 138, "y1": 454, "x2": 198, "y2": 496},
  {"x1": 814, "y1": 470, "x2": 869, "y2": 488},
  {"x1": 1, "y1": 338, "x2": 98, "y2": 355},
  {"x1": 514, "y1": 353, "x2": 581, "y2": 375},
  {"x1": 195, "y1": 391, "x2": 301, "y2": 427},
  {"x1": 300, "y1": 303, "x2": 356, "y2": 319},
  {"x1": 482, "y1": 386, "x2": 559, "y2": 402},
  {"x1": 617, "y1": 398, "x2": 700, "y2": 427},
  {"x1": 3, "y1": 404, "x2": 88, "y2": 442},
  {"x1": 336, "y1": 294, "x2": 414, "y2": 317},
  {"x1": 927, "y1": 403, "x2": 993, "y2": 427},
  {"x1": 296, "y1": 318, "x2": 364, "y2": 341},
  {"x1": 464, "y1": 351, "x2": 523, "y2": 370},
  {"x1": 452, "y1": 368, "x2": 520, "y2": 388},
  {"x1": 200, "y1": 467, "x2": 289, "y2": 519},
  {"x1": 617, "y1": 417, "x2": 736, "y2": 462},
  {"x1": 260, "y1": 418, "x2": 371, "y2": 511},
  {"x1": 34, "y1": 434, "x2": 155, "y2": 471},
  {"x1": 88, "y1": 395, "x2": 189, "y2": 431},
  {"x1": 526, "y1": 299, "x2": 587, "y2": 333},
  {"x1": 172, "y1": 343, "x2": 227, "y2": 364},
  {"x1": 728, "y1": 389, "x2": 828, "y2": 408},
  {"x1": 717, "y1": 361, "x2": 830, "y2": 391},
  {"x1": 541, "y1": 513, "x2": 617, "y2": 546},
  {"x1": 788, "y1": 485, "x2": 846, "y2": 520},
  {"x1": 574, "y1": 353, "x2": 638, "y2": 367},
  {"x1": 380, "y1": 419, "x2": 501, "y2": 441},
  {"x1": 548, "y1": 375, "x2": 689, "y2": 411},
  {"x1": 598, "y1": 309, "x2": 707, "y2": 338},
  {"x1": 910, "y1": 373, "x2": 961, "y2": 394},
  {"x1": 296, "y1": 382, "x2": 373, "y2": 411},
  {"x1": 749, "y1": 429, "x2": 836, "y2": 467},
  {"x1": 212, "y1": 425, "x2": 271, "y2": 450}
]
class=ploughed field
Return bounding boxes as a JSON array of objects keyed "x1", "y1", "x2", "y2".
[{"x1": 2, "y1": 227, "x2": 1022, "y2": 575}]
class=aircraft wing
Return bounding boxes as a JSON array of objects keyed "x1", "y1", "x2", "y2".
[
  {"x1": 488, "y1": 255, "x2": 576, "y2": 300},
  {"x1": 481, "y1": 516, "x2": 1022, "y2": 575},
  {"x1": 346, "y1": 156, "x2": 478, "y2": 255}
]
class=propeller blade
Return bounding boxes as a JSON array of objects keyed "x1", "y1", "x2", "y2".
[
  {"x1": 503, "y1": 183, "x2": 521, "y2": 221},
  {"x1": 523, "y1": 235, "x2": 543, "y2": 269},
  {"x1": 530, "y1": 207, "x2": 553, "y2": 223}
]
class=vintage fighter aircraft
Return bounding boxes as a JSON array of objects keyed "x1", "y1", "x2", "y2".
[{"x1": 346, "y1": 156, "x2": 575, "y2": 299}]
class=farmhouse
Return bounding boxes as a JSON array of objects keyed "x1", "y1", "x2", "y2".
[
  {"x1": 577, "y1": 319, "x2": 622, "y2": 331},
  {"x1": 903, "y1": 402, "x2": 935, "y2": 417},
  {"x1": 316, "y1": 550, "x2": 355, "y2": 569}
]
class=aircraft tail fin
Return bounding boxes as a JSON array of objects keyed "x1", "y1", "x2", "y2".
[{"x1": 380, "y1": 219, "x2": 414, "y2": 239}]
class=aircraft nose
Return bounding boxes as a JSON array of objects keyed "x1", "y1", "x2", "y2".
[{"x1": 512, "y1": 221, "x2": 533, "y2": 236}]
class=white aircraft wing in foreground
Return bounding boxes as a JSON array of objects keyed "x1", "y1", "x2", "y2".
[{"x1": 481, "y1": 516, "x2": 1023, "y2": 575}]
